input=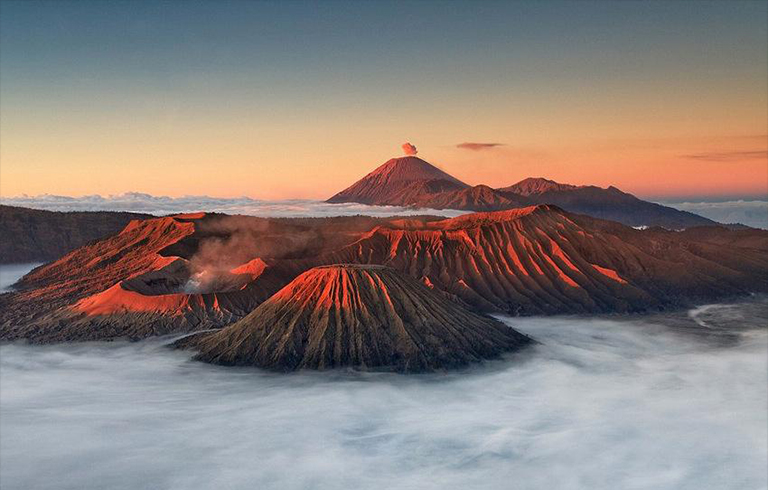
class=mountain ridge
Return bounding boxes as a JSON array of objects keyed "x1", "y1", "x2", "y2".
[
  {"x1": 326, "y1": 155, "x2": 718, "y2": 228},
  {"x1": 3, "y1": 206, "x2": 766, "y2": 343}
]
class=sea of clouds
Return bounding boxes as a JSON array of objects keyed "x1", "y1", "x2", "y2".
[
  {"x1": 0, "y1": 263, "x2": 42, "y2": 292},
  {"x1": 1, "y1": 284, "x2": 765, "y2": 490},
  {"x1": 0, "y1": 193, "x2": 468, "y2": 218},
  {"x1": 2, "y1": 192, "x2": 766, "y2": 228},
  {"x1": 658, "y1": 199, "x2": 768, "y2": 229}
]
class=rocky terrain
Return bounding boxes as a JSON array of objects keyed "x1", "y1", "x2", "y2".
[
  {"x1": 2, "y1": 206, "x2": 766, "y2": 343},
  {"x1": 176, "y1": 264, "x2": 532, "y2": 372},
  {"x1": 326, "y1": 156, "x2": 717, "y2": 228},
  {"x1": 0, "y1": 205, "x2": 151, "y2": 264}
]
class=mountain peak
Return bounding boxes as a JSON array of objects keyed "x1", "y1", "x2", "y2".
[
  {"x1": 370, "y1": 156, "x2": 467, "y2": 185},
  {"x1": 177, "y1": 264, "x2": 531, "y2": 372},
  {"x1": 327, "y1": 155, "x2": 467, "y2": 205},
  {"x1": 499, "y1": 177, "x2": 579, "y2": 196}
]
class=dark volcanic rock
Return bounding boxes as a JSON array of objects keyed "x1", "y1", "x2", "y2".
[{"x1": 177, "y1": 264, "x2": 532, "y2": 372}]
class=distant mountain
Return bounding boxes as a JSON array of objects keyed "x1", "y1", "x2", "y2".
[
  {"x1": 326, "y1": 156, "x2": 530, "y2": 212},
  {"x1": 387, "y1": 183, "x2": 532, "y2": 211},
  {"x1": 0, "y1": 205, "x2": 152, "y2": 264},
  {"x1": 497, "y1": 178, "x2": 716, "y2": 229},
  {"x1": 327, "y1": 158, "x2": 717, "y2": 228},
  {"x1": 176, "y1": 264, "x2": 532, "y2": 372},
  {"x1": 327, "y1": 156, "x2": 468, "y2": 205},
  {"x1": 4, "y1": 206, "x2": 767, "y2": 343},
  {"x1": 500, "y1": 177, "x2": 578, "y2": 196}
]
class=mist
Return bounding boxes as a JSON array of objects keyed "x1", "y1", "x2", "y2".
[
  {"x1": 0, "y1": 263, "x2": 41, "y2": 292},
  {"x1": 1, "y1": 300, "x2": 765, "y2": 490},
  {"x1": 0, "y1": 193, "x2": 469, "y2": 218},
  {"x1": 660, "y1": 199, "x2": 768, "y2": 229}
]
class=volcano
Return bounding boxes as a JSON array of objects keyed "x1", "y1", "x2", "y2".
[
  {"x1": 326, "y1": 156, "x2": 718, "y2": 228},
  {"x1": 2, "y1": 206, "x2": 767, "y2": 343},
  {"x1": 327, "y1": 156, "x2": 469, "y2": 205},
  {"x1": 176, "y1": 264, "x2": 531, "y2": 372}
]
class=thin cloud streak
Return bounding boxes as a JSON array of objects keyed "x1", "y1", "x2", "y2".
[
  {"x1": 681, "y1": 150, "x2": 768, "y2": 162},
  {"x1": 456, "y1": 142, "x2": 506, "y2": 151}
]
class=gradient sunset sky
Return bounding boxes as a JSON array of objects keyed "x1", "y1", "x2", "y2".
[{"x1": 1, "y1": 0, "x2": 766, "y2": 201}]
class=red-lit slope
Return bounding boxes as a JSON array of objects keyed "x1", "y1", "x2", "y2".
[
  {"x1": 311, "y1": 205, "x2": 768, "y2": 314},
  {"x1": 177, "y1": 265, "x2": 531, "y2": 372},
  {"x1": 0, "y1": 214, "x2": 410, "y2": 342},
  {"x1": 0, "y1": 214, "x2": 264, "y2": 342},
  {"x1": 3, "y1": 206, "x2": 767, "y2": 343},
  {"x1": 326, "y1": 156, "x2": 468, "y2": 205}
]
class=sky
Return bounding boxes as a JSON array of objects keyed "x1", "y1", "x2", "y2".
[{"x1": 1, "y1": 0, "x2": 766, "y2": 201}]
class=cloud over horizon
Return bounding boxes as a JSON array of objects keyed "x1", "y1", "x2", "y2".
[
  {"x1": 681, "y1": 150, "x2": 768, "y2": 162},
  {"x1": 456, "y1": 142, "x2": 505, "y2": 151},
  {"x1": 661, "y1": 199, "x2": 768, "y2": 229},
  {"x1": 0, "y1": 193, "x2": 469, "y2": 219}
]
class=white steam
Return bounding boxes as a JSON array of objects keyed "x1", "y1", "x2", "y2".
[{"x1": 1, "y1": 300, "x2": 765, "y2": 490}]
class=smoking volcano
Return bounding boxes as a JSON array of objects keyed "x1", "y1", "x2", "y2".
[{"x1": 2, "y1": 206, "x2": 767, "y2": 343}]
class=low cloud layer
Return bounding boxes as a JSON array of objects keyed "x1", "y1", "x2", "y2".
[
  {"x1": 681, "y1": 150, "x2": 768, "y2": 162},
  {"x1": 0, "y1": 263, "x2": 42, "y2": 292},
  {"x1": 0, "y1": 193, "x2": 468, "y2": 218},
  {"x1": 1, "y1": 297, "x2": 765, "y2": 490},
  {"x1": 662, "y1": 199, "x2": 768, "y2": 229},
  {"x1": 456, "y1": 142, "x2": 505, "y2": 151}
]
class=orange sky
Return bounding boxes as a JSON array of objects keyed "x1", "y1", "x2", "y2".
[
  {"x1": 2, "y1": 125, "x2": 765, "y2": 201},
  {"x1": 1, "y1": 1, "x2": 766, "y2": 201}
]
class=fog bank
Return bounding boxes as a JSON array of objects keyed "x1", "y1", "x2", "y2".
[
  {"x1": 660, "y1": 199, "x2": 768, "y2": 229},
  {"x1": 1, "y1": 301, "x2": 766, "y2": 490},
  {"x1": 0, "y1": 263, "x2": 41, "y2": 292},
  {"x1": 0, "y1": 193, "x2": 468, "y2": 218}
]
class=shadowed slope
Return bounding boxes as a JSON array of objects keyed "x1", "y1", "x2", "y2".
[
  {"x1": 396, "y1": 184, "x2": 531, "y2": 211},
  {"x1": 497, "y1": 178, "x2": 715, "y2": 228},
  {"x1": 177, "y1": 265, "x2": 531, "y2": 372},
  {"x1": 0, "y1": 205, "x2": 152, "y2": 264}
]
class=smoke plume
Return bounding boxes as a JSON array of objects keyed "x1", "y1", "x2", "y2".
[{"x1": 402, "y1": 142, "x2": 418, "y2": 156}]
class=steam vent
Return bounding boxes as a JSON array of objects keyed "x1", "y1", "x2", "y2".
[{"x1": 177, "y1": 264, "x2": 532, "y2": 373}]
